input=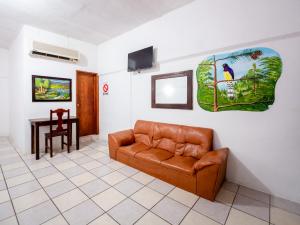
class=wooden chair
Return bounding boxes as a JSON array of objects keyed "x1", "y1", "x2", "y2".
[{"x1": 45, "y1": 109, "x2": 71, "y2": 157}]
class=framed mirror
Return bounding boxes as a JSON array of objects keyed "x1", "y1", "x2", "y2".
[{"x1": 151, "y1": 70, "x2": 193, "y2": 109}]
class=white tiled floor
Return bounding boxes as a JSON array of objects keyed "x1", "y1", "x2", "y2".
[
  {"x1": 167, "y1": 188, "x2": 198, "y2": 208},
  {"x1": 69, "y1": 172, "x2": 97, "y2": 186},
  {"x1": 0, "y1": 137, "x2": 300, "y2": 225},
  {"x1": 135, "y1": 212, "x2": 170, "y2": 225},
  {"x1": 12, "y1": 189, "x2": 49, "y2": 213},
  {"x1": 0, "y1": 190, "x2": 10, "y2": 204},
  {"x1": 131, "y1": 186, "x2": 164, "y2": 209},
  {"x1": 53, "y1": 188, "x2": 88, "y2": 212},
  {"x1": 92, "y1": 188, "x2": 126, "y2": 211},
  {"x1": 131, "y1": 171, "x2": 155, "y2": 185},
  {"x1": 38, "y1": 172, "x2": 65, "y2": 187}
]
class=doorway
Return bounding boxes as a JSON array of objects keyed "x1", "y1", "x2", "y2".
[{"x1": 76, "y1": 70, "x2": 99, "y2": 136}]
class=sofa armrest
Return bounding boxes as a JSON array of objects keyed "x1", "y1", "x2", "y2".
[
  {"x1": 193, "y1": 148, "x2": 229, "y2": 171},
  {"x1": 194, "y1": 148, "x2": 229, "y2": 201},
  {"x1": 108, "y1": 129, "x2": 135, "y2": 159}
]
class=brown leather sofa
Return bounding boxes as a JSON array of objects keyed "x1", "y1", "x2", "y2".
[{"x1": 108, "y1": 120, "x2": 229, "y2": 201}]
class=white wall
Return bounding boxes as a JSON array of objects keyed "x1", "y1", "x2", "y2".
[
  {"x1": 0, "y1": 48, "x2": 10, "y2": 136},
  {"x1": 97, "y1": 0, "x2": 300, "y2": 203},
  {"x1": 9, "y1": 25, "x2": 98, "y2": 153},
  {"x1": 9, "y1": 29, "x2": 26, "y2": 151},
  {"x1": 23, "y1": 26, "x2": 98, "y2": 152}
]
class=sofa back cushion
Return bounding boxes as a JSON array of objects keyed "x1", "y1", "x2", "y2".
[
  {"x1": 134, "y1": 120, "x2": 213, "y2": 158},
  {"x1": 152, "y1": 122, "x2": 179, "y2": 153},
  {"x1": 133, "y1": 120, "x2": 154, "y2": 146},
  {"x1": 175, "y1": 125, "x2": 213, "y2": 159}
]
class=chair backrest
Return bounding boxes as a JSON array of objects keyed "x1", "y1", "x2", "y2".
[{"x1": 50, "y1": 109, "x2": 70, "y2": 135}]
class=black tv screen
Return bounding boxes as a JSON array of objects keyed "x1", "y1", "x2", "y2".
[{"x1": 128, "y1": 46, "x2": 153, "y2": 72}]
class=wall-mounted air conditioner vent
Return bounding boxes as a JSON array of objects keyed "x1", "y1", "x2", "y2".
[{"x1": 30, "y1": 41, "x2": 80, "y2": 63}]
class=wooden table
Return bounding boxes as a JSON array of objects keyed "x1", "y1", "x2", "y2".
[{"x1": 30, "y1": 116, "x2": 80, "y2": 160}]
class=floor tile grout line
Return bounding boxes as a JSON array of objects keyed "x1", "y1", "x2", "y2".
[
  {"x1": 230, "y1": 186, "x2": 271, "y2": 224},
  {"x1": 43, "y1": 181, "x2": 78, "y2": 199},
  {"x1": 189, "y1": 208, "x2": 224, "y2": 225},
  {"x1": 8, "y1": 199, "x2": 58, "y2": 218},
  {"x1": 139, "y1": 180, "x2": 223, "y2": 225},
  {"x1": 49, "y1": 145, "x2": 174, "y2": 225},
  {"x1": 144, "y1": 178, "x2": 175, "y2": 196},
  {"x1": 0, "y1": 165, "x2": 21, "y2": 225},
  {"x1": 224, "y1": 184, "x2": 240, "y2": 225},
  {"x1": 0, "y1": 142, "x2": 185, "y2": 225},
  {"x1": 14, "y1": 149, "x2": 270, "y2": 225},
  {"x1": 269, "y1": 193, "x2": 271, "y2": 225},
  {"x1": 1, "y1": 140, "x2": 283, "y2": 225},
  {"x1": 5, "y1": 173, "x2": 35, "y2": 188},
  {"x1": 231, "y1": 202, "x2": 271, "y2": 223},
  {"x1": 6, "y1": 165, "x2": 80, "y2": 201},
  {"x1": 68, "y1": 159, "x2": 150, "y2": 224},
  {"x1": 178, "y1": 197, "x2": 205, "y2": 225},
  {"x1": 130, "y1": 192, "x2": 170, "y2": 224},
  {"x1": 9, "y1": 171, "x2": 70, "y2": 200},
  {"x1": 115, "y1": 162, "x2": 271, "y2": 224},
  {"x1": 145, "y1": 185, "x2": 180, "y2": 224},
  {"x1": 7, "y1": 182, "x2": 42, "y2": 201},
  {"x1": 133, "y1": 181, "x2": 178, "y2": 225},
  {"x1": 8, "y1": 145, "x2": 72, "y2": 225},
  {"x1": 184, "y1": 196, "x2": 225, "y2": 225},
  {"x1": 2, "y1": 145, "x2": 232, "y2": 225},
  {"x1": 87, "y1": 213, "x2": 121, "y2": 225},
  {"x1": 236, "y1": 186, "x2": 271, "y2": 205},
  {"x1": 7, "y1": 157, "x2": 67, "y2": 223},
  {"x1": 0, "y1": 161, "x2": 26, "y2": 172},
  {"x1": 0, "y1": 156, "x2": 270, "y2": 225},
  {"x1": 2, "y1": 168, "x2": 30, "y2": 180},
  {"x1": 61, "y1": 146, "x2": 132, "y2": 225},
  {"x1": 43, "y1": 145, "x2": 123, "y2": 225}
]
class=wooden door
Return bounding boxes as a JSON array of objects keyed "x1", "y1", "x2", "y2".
[{"x1": 76, "y1": 71, "x2": 99, "y2": 136}]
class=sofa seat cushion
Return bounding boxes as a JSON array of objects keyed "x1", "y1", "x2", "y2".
[
  {"x1": 119, "y1": 143, "x2": 151, "y2": 157},
  {"x1": 161, "y1": 156, "x2": 198, "y2": 175},
  {"x1": 135, "y1": 148, "x2": 173, "y2": 164}
]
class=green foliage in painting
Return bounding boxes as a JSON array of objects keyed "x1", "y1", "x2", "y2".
[{"x1": 196, "y1": 47, "x2": 282, "y2": 112}]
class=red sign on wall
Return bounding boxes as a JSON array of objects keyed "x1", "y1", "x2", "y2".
[{"x1": 102, "y1": 83, "x2": 109, "y2": 95}]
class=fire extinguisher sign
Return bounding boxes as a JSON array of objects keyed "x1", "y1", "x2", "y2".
[{"x1": 102, "y1": 83, "x2": 109, "y2": 95}]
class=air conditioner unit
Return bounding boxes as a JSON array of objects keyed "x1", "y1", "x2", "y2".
[{"x1": 30, "y1": 41, "x2": 80, "y2": 63}]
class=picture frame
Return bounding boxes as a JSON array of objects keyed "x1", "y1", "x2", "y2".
[
  {"x1": 32, "y1": 75, "x2": 72, "y2": 102},
  {"x1": 151, "y1": 70, "x2": 193, "y2": 110}
]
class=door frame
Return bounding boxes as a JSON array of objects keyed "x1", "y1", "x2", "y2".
[{"x1": 76, "y1": 70, "x2": 99, "y2": 136}]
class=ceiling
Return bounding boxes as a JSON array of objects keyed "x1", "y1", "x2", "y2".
[{"x1": 0, "y1": 0, "x2": 194, "y2": 49}]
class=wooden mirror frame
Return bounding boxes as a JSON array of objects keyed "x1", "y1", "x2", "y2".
[{"x1": 151, "y1": 70, "x2": 193, "y2": 110}]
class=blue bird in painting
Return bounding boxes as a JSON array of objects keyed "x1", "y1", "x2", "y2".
[
  {"x1": 222, "y1": 63, "x2": 234, "y2": 80},
  {"x1": 222, "y1": 63, "x2": 235, "y2": 98}
]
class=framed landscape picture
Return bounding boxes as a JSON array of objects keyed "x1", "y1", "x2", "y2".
[{"x1": 32, "y1": 75, "x2": 72, "y2": 102}]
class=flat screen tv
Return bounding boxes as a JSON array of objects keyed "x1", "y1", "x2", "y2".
[{"x1": 128, "y1": 46, "x2": 153, "y2": 72}]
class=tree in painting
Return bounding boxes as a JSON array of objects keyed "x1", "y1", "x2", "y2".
[
  {"x1": 35, "y1": 78, "x2": 50, "y2": 94},
  {"x1": 196, "y1": 47, "x2": 282, "y2": 112}
]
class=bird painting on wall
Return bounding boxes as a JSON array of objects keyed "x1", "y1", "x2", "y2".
[{"x1": 222, "y1": 63, "x2": 235, "y2": 98}]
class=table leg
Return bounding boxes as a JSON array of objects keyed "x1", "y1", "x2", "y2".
[
  {"x1": 31, "y1": 124, "x2": 34, "y2": 154},
  {"x1": 35, "y1": 125, "x2": 40, "y2": 160},
  {"x1": 76, "y1": 120, "x2": 80, "y2": 150},
  {"x1": 70, "y1": 124, "x2": 73, "y2": 146}
]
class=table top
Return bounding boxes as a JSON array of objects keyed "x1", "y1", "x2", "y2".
[{"x1": 29, "y1": 116, "x2": 78, "y2": 123}]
